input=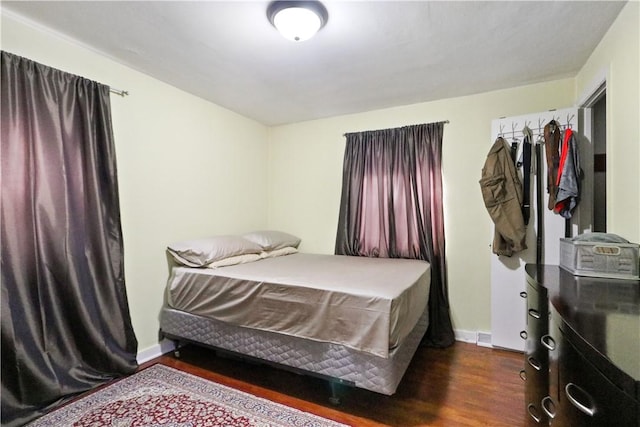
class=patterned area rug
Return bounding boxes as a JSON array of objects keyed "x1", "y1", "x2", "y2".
[{"x1": 27, "y1": 364, "x2": 349, "y2": 426}]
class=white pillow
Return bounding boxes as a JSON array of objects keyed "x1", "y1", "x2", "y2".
[
  {"x1": 167, "y1": 235, "x2": 262, "y2": 267},
  {"x1": 260, "y1": 246, "x2": 298, "y2": 259},
  {"x1": 207, "y1": 253, "x2": 261, "y2": 268},
  {"x1": 242, "y1": 230, "x2": 301, "y2": 251}
]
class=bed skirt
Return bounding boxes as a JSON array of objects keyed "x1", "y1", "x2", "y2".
[{"x1": 159, "y1": 304, "x2": 429, "y2": 396}]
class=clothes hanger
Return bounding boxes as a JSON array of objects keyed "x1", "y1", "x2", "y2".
[
  {"x1": 536, "y1": 118, "x2": 546, "y2": 144},
  {"x1": 522, "y1": 121, "x2": 533, "y2": 140},
  {"x1": 511, "y1": 122, "x2": 520, "y2": 143}
]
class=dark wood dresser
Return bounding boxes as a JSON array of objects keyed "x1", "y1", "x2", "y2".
[{"x1": 523, "y1": 264, "x2": 639, "y2": 426}]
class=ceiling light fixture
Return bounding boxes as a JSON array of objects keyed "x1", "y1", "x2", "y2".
[{"x1": 267, "y1": 1, "x2": 328, "y2": 42}]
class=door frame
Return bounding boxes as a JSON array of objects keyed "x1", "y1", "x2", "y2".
[{"x1": 578, "y1": 72, "x2": 608, "y2": 235}]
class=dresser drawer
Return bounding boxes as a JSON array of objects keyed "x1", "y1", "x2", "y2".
[
  {"x1": 524, "y1": 277, "x2": 550, "y2": 426},
  {"x1": 551, "y1": 335, "x2": 639, "y2": 426}
]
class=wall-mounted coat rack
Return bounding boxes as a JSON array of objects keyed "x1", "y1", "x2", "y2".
[{"x1": 486, "y1": 107, "x2": 581, "y2": 353}]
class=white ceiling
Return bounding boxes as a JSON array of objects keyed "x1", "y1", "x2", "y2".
[{"x1": 2, "y1": 1, "x2": 626, "y2": 126}]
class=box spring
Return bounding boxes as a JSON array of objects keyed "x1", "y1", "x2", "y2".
[{"x1": 159, "y1": 304, "x2": 428, "y2": 395}]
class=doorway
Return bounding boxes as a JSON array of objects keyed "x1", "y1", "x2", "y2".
[
  {"x1": 579, "y1": 81, "x2": 607, "y2": 235},
  {"x1": 592, "y1": 93, "x2": 607, "y2": 232}
]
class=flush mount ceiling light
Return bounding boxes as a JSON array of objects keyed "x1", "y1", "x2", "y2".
[{"x1": 267, "y1": 1, "x2": 328, "y2": 42}]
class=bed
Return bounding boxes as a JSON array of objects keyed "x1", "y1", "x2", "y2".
[{"x1": 158, "y1": 231, "x2": 431, "y2": 397}]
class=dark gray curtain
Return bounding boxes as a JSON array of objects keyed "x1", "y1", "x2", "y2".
[
  {"x1": 335, "y1": 122, "x2": 454, "y2": 347},
  {"x1": 1, "y1": 51, "x2": 138, "y2": 426}
]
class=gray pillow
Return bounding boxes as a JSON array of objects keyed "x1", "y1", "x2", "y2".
[
  {"x1": 242, "y1": 230, "x2": 301, "y2": 251},
  {"x1": 167, "y1": 235, "x2": 262, "y2": 267}
]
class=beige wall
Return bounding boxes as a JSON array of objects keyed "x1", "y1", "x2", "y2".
[
  {"x1": 268, "y1": 2, "x2": 639, "y2": 338},
  {"x1": 2, "y1": 2, "x2": 637, "y2": 353},
  {"x1": 269, "y1": 2, "x2": 640, "y2": 338},
  {"x1": 575, "y1": 2, "x2": 639, "y2": 243},
  {"x1": 1, "y1": 13, "x2": 270, "y2": 352},
  {"x1": 268, "y1": 79, "x2": 576, "y2": 334}
]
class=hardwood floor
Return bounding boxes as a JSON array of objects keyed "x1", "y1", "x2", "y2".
[{"x1": 146, "y1": 341, "x2": 526, "y2": 427}]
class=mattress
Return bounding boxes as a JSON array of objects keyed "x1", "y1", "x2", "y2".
[{"x1": 167, "y1": 253, "x2": 430, "y2": 358}]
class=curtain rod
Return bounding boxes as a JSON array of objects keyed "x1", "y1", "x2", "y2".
[
  {"x1": 343, "y1": 120, "x2": 450, "y2": 137},
  {"x1": 109, "y1": 87, "x2": 129, "y2": 97}
]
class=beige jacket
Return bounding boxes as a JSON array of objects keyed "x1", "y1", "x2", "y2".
[{"x1": 479, "y1": 137, "x2": 527, "y2": 256}]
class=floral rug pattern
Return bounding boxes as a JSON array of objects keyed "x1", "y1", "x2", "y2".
[{"x1": 27, "y1": 364, "x2": 348, "y2": 427}]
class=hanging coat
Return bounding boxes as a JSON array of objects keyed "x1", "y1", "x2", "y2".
[
  {"x1": 544, "y1": 120, "x2": 561, "y2": 210},
  {"x1": 480, "y1": 137, "x2": 527, "y2": 256},
  {"x1": 520, "y1": 126, "x2": 533, "y2": 225},
  {"x1": 554, "y1": 128, "x2": 581, "y2": 218}
]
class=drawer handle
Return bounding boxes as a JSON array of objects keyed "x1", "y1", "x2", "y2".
[
  {"x1": 527, "y1": 404, "x2": 541, "y2": 423},
  {"x1": 565, "y1": 383, "x2": 597, "y2": 417},
  {"x1": 520, "y1": 330, "x2": 528, "y2": 340},
  {"x1": 519, "y1": 369, "x2": 526, "y2": 381},
  {"x1": 528, "y1": 309, "x2": 540, "y2": 319},
  {"x1": 541, "y1": 396, "x2": 556, "y2": 419},
  {"x1": 541, "y1": 334, "x2": 556, "y2": 351},
  {"x1": 520, "y1": 291, "x2": 528, "y2": 298},
  {"x1": 527, "y1": 356, "x2": 541, "y2": 371}
]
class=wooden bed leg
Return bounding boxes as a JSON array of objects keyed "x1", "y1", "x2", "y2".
[
  {"x1": 172, "y1": 340, "x2": 182, "y2": 359},
  {"x1": 158, "y1": 329, "x2": 182, "y2": 358},
  {"x1": 328, "y1": 382, "x2": 341, "y2": 406}
]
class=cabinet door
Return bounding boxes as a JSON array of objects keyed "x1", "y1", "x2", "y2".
[
  {"x1": 553, "y1": 334, "x2": 639, "y2": 426},
  {"x1": 490, "y1": 108, "x2": 579, "y2": 351}
]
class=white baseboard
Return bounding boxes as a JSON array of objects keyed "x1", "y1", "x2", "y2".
[
  {"x1": 136, "y1": 339, "x2": 176, "y2": 364},
  {"x1": 454, "y1": 329, "x2": 493, "y2": 348},
  {"x1": 454, "y1": 329, "x2": 478, "y2": 344},
  {"x1": 476, "y1": 331, "x2": 493, "y2": 348}
]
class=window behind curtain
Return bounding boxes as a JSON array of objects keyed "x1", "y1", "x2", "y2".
[
  {"x1": 335, "y1": 122, "x2": 454, "y2": 347},
  {"x1": 359, "y1": 156, "x2": 426, "y2": 258}
]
